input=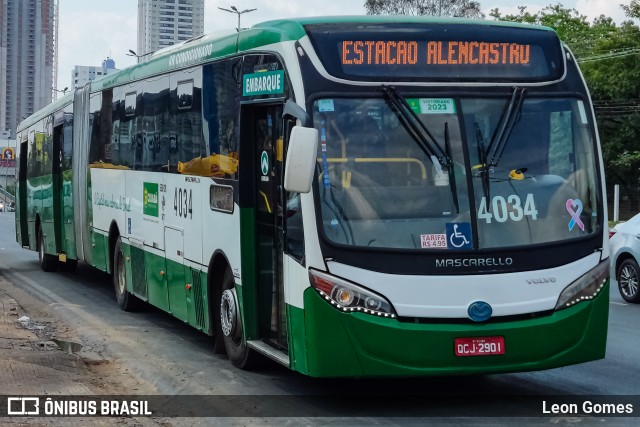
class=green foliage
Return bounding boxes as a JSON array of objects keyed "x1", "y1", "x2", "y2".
[
  {"x1": 492, "y1": 3, "x2": 640, "y2": 188},
  {"x1": 364, "y1": 0, "x2": 484, "y2": 18},
  {"x1": 621, "y1": 0, "x2": 640, "y2": 18}
]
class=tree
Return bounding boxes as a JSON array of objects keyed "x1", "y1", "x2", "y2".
[
  {"x1": 364, "y1": 0, "x2": 485, "y2": 19},
  {"x1": 621, "y1": 0, "x2": 640, "y2": 18},
  {"x1": 492, "y1": 3, "x2": 640, "y2": 196}
]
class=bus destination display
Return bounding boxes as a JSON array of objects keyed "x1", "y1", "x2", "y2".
[
  {"x1": 306, "y1": 23, "x2": 565, "y2": 82},
  {"x1": 341, "y1": 40, "x2": 531, "y2": 66}
]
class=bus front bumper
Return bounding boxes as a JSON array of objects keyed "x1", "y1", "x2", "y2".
[{"x1": 291, "y1": 281, "x2": 609, "y2": 377}]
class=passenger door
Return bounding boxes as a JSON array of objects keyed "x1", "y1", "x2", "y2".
[{"x1": 248, "y1": 103, "x2": 287, "y2": 349}]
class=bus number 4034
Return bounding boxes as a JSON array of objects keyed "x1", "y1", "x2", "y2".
[
  {"x1": 477, "y1": 193, "x2": 538, "y2": 223},
  {"x1": 174, "y1": 188, "x2": 193, "y2": 219}
]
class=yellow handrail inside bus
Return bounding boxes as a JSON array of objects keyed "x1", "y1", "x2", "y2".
[
  {"x1": 320, "y1": 157, "x2": 427, "y2": 179},
  {"x1": 259, "y1": 191, "x2": 272, "y2": 213}
]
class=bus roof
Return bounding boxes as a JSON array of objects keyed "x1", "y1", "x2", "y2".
[
  {"x1": 90, "y1": 16, "x2": 557, "y2": 92},
  {"x1": 18, "y1": 16, "x2": 557, "y2": 132},
  {"x1": 17, "y1": 93, "x2": 73, "y2": 133}
]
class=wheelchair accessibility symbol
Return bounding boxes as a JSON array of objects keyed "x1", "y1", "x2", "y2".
[{"x1": 446, "y1": 223, "x2": 473, "y2": 249}]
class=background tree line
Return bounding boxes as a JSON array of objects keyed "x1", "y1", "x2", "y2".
[{"x1": 366, "y1": 1, "x2": 640, "y2": 215}]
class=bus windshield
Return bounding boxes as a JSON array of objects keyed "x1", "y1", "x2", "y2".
[{"x1": 312, "y1": 95, "x2": 601, "y2": 250}]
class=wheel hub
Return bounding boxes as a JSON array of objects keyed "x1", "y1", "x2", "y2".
[
  {"x1": 220, "y1": 288, "x2": 238, "y2": 337},
  {"x1": 116, "y1": 253, "x2": 126, "y2": 295},
  {"x1": 621, "y1": 265, "x2": 638, "y2": 297}
]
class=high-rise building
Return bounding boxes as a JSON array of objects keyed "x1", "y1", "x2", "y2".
[
  {"x1": 72, "y1": 58, "x2": 119, "y2": 89},
  {"x1": 0, "y1": 0, "x2": 57, "y2": 138},
  {"x1": 137, "y1": 0, "x2": 205, "y2": 60}
]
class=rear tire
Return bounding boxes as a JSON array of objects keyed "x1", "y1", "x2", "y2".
[
  {"x1": 38, "y1": 229, "x2": 58, "y2": 272},
  {"x1": 113, "y1": 237, "x2": 138, "y2": 311},
  {"x1": 220, "y1": 268, "x2": 259, "y2": 369},
  {"x1": 617, "y1": 258, "x2": 640, "y2": 303}
]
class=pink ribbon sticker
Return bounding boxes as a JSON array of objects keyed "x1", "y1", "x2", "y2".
[{"x1": 566, "y1": 199, "x2": 585, "y2": 232}]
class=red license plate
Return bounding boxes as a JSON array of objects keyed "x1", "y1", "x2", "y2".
[{"x1": 455, "y1": 336, "x2": 505, "y2": 357}]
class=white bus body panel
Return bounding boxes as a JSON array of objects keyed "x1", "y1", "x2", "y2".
[
  {"x1": 327, "y1": 252, "x2": 601, "y2": 318},
  {"x1": 90, "y1": 169, "x2": 242, "y2": 280}
]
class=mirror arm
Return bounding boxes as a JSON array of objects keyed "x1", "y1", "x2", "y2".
[{"x1": 283, "y1": 99, "x2": 311, "y2": 127}]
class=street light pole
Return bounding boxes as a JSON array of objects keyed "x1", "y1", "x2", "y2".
[
  {"x1": 54, "y1": 87, "x2": 68, "y2": 100},
  {"x1": 218, "y1": 6, "x2": 257, "y2": 31},
  {"x1": 127, "y1": 49, "x2": 154, "y2": 64}
]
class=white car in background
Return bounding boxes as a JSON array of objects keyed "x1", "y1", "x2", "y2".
[
  {"x1": 0, "y1": 200, "x2": 4, "y2": 212},
  {"x1": 609, "y1": 213, "x2": 640, "y2": 303}
]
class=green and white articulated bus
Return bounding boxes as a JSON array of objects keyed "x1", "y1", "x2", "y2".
[{"x1": 16, "y1": 17, "x2": 609, "y2": 377}]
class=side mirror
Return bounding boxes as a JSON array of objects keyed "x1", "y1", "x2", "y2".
[{"x1": 284, "y1": 126, "x2": 318, "y2": 193}]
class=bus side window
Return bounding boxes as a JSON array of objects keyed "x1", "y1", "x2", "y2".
[{"x1": 142, "y1": 76, "x2": 170, "y2": 172}]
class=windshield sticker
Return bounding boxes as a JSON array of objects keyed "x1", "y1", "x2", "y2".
[
  {"x1": 407, "y1": 98, "x2": 422, "y2": 114},
  {"x1": 421, "y1": 234, "x2": 447, "y2": 249},
  {"x1": 566, "y1": 199, "x2": 585, "y2": 231},
  {"x1": 318, "y1": 99, "x2": 335, "y2": 112},
  {"x1": 406, "y1": 98, "x2": 456, "y2": 114},
  {"x1": 420, "y1": 98, "x2": 456, "y2": 114},
  {"x1": 446, "y1": 223, "x2": 473, "y2": 249}
]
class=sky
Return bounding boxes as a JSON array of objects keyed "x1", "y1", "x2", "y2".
[{"x1": 56, "y1": 0, "x2": 634, "y2": 95}]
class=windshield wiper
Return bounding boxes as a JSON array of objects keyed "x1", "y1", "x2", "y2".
[
  {"x1": 486, "y1": 87, "x2": 527, "y2": 168},
  {"x1": 444, "y1": 122, "x2": 460, "y2": 213},
  {"x1": 474, "y1": 123, "x2": 490, "y2": 201},
  {"x1": 381, "y1": 85, "x2": 450, "y2": 167},
  {"x1": 381, "y1": 85, "x2": 459, "y2": 212}
]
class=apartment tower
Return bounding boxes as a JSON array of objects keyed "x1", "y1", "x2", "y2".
[
  {"x1": 137, "y1": 0, "x2": 205, "y2": 60},
  {"x1": 0, "y1": 0, "x2": 56, "y2": 137}
]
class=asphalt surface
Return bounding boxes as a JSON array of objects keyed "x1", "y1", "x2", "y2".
[{"x1": 0, "y1": 212, "x2": 638, "y2": 426}]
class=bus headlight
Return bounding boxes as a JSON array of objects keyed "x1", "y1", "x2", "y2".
[
  {"x1": 309, "y1": 269, "x2": 396, "y2": 318},
  {"x1": 555, "y1": 260, "x2": 609, "y2": 310}
]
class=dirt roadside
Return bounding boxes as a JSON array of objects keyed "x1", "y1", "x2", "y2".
[{"x1": 0, "y1": 272, "x2": 168, "y2": 426}]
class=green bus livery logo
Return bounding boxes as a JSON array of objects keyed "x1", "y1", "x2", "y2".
[
  {"x1": 143, "y1": 182, "x2": 159, "y2": 217},
  {"x1": 243, "y1": 70, "x2": 285, "y2": 96}
]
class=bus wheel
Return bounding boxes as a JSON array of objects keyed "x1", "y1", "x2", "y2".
[
  {"x1": 38, "y1": 229, "x2": 58, "y2": 272},
  {"x1": 113, "y1": 237, "x2": 137, "y2": 311},
  {"x1": 220, "y1": 268, "x2": 259, "y2": 369}
]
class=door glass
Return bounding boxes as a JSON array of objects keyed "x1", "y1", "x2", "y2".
[{"x1": 254, "y1": 106, "x2": 287, "y2": 348}]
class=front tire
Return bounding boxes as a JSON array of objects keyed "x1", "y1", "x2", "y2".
[
  {"x1": 38, "y1": 229, "x2": 58, "y2": 272},
  {"x1": 220, "y1": 268, "x2": 259, "y2": 369},
  {"x1": 618, "y1": 258, "x2": 640, "y2": 303},
  {"x1": 113, "y1": 237, "x2": 138, "y2": 311}
]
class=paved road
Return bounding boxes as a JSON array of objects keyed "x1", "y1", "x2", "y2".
[{"x1": 0, "y1": 212, "x2": 638, "y2": 425}]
